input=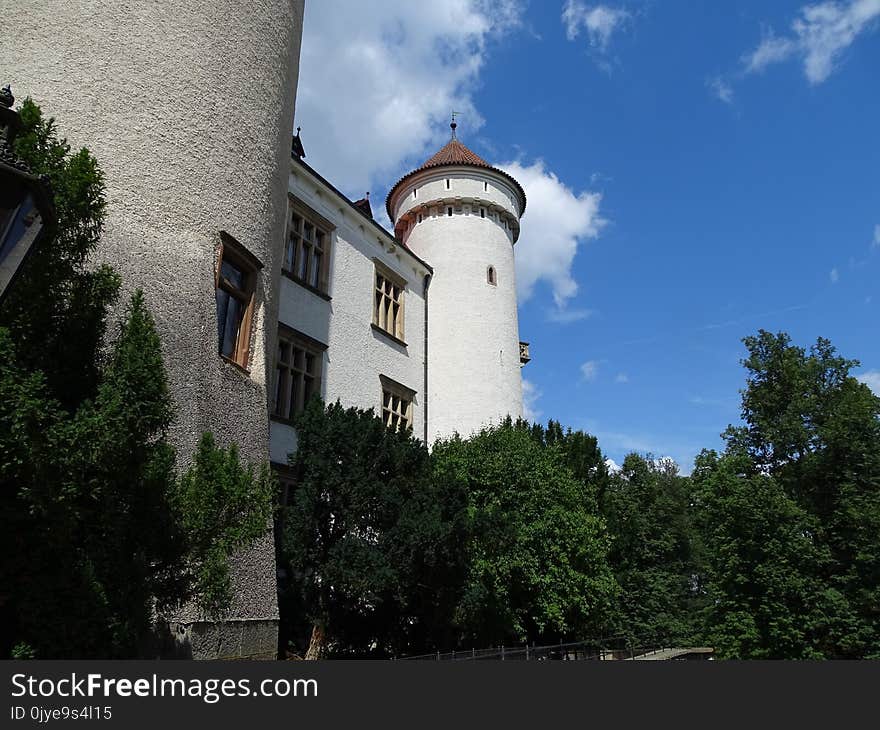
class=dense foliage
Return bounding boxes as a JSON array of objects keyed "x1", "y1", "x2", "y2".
[
  {"x1": 277, "y1": 399, "x2": 456, "y2": 658},
  {"x1": 603, "y1": 454, "x2": 702, "y2": 645},
  {"x1": 282, "y1": 330, "x2": 880, "y2": 660},
  {"x1": 280, "y1": 411, "x2": 618, "y2": 657},
  {"x1": 435, "y1": 421, "x2": 616, "y2": 646},
  {"x1": 0, "y1": 100, "x2": 274, "y2": 658},
  {"x1": 696, "y1": 331, "x2": 880, "y2": 658}
]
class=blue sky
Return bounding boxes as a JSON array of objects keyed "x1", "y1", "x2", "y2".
[{"x1": 296, "y1": 0, "x2": 880, "y2": 471}]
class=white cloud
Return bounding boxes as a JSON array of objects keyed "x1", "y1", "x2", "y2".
[
  {"x1": 873, "y1": 223, "x2": 880, "y2": 247},
  {"x1": 830, "y1": 267, "x2": 840, "y2": 283},
  {"x1": 562, "y1": 1, "x2": 631, "y2": 53},
  {"x1": 743, "y1": 0, "x2": 880, "y2": 84},
  {"x1": 743, "y1": 32, "x2": 799, "y2": 74},
  {"x1": 296, "y1": 0, "x2": 524, "y2": 197},
  {"x1": 296, "y1": 2, "x2": 603, "y2": 316},
  {"x1": 499, "y1": 159, "x2": 606, "y2": 308},
  {"x1": 545, "y1": 307, "x2": 594, "y2": 324},
  {"x1": 604, "y1": 457, "x2": 621, "y2": 473},
  {"x1": 580, "y1": 360, "x2": 600, "y2": 381},
  {"x1": 614, "y1": 373, "x2": 629, "y2": 383},
  {"x1": 857, "y1": 370, "x2": 880, "y2": 394},
  {"x1": 707, "y1": 75, "x2": 735, "y2": 104},
  {"x1": 522, "y1": 378, "x2": 542, "y2": 421}
]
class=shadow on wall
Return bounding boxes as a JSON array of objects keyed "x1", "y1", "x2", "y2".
[{"x1": 152, "y1": 621, "x2": 194, "y2": 660}]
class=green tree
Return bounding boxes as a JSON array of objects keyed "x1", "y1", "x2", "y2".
[
  {"x1": 603, "y1": 454, "x2": 702, "y2": 645},
  {"x1": 698, "y1": 330, "x2": 880, "y2": 658},
  {"x1": 691, "y1": 450, "x2": 840, "y2": 659},
  {"x1": 529, "y1": 419, "x2": 611, "y2": 509},
  {"x1": 1, "y1": 293, "x2": 183, "y2": 656},
  {"x1": 172, "y1": 433, "x2": 276, "y2": 615},
  {"x1": 278, "y1": 399, "x2": 455, "y2": 658},
  {"x1": 2, "y1": 98, "x2": 119, "y2": 411},
  {"x1": 434, "y1": 422, "x2": 617, "y2": 647},
  {"x1": 0, "y1": 100, "x2": 274, "y2": 657}
]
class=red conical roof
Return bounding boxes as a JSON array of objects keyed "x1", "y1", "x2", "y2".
[
  {"x1": 420, "y1": 138, "x2": 491, "y2": 168},
  {"x1": 385, "y1": 137, "x2": 526, "y2": 221}
]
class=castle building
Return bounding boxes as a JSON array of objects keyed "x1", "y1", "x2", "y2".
[
  {"x1": 271, "y1": 126, "x2": 528, "y2": 472},
  {"x1": 3, "y1": 2, "x2": 528, "y2": 659}
]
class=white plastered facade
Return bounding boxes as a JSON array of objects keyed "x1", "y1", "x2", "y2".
[{"x1": 270, "y1": 160, "x2": 430, "y2": 467}]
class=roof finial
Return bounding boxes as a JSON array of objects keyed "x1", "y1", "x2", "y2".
[
  {"x1": 450, "y1": 110, "x2": 460, "y2": 139},
  {"x1": 291, "y1": 125, "x2": 306, "y2": 159}
]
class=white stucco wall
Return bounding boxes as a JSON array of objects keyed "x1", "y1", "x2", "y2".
[
  {"x1": 391, "y1": 168, "x2": 524, "y2": 445},
  {"x1": 391, "y1": 168, "x2": 524, "y2": 223},
  {"x1": 1, "y1": 0, "x2": 305, "y2": 659},
  {"x1": 271, "y1": 161, "x2": 429, "y2": 466}
]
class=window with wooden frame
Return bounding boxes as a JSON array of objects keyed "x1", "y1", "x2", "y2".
[
  {"x1": 215, "y1": 232, "x2": 261, "y2": 369},
  {"x1": 284, "y1": 199, "x2": 333, "y2": 294},
  {"x1": 272, "y1": 326, "x2": 326, "y2": 421},
  {"x1": 372, "y1": 260, "x2": 405, "y2": 343},
  {"x1": 380, "y1": 375, "x2": 415, "y2": 433}
]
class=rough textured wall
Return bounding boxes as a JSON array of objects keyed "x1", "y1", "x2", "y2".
[
  {"x1": 395, "y1": 170, "x2": 524, "y2": 445},
  {"x1": 271, "y1": 163, "x2": 429, "y2": 464},
  {"x1": 1, "y1": 0, "x2": 306, "y2": 659}
]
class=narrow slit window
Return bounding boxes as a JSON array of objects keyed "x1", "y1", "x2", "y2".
[
  {"x1": 480, "y1": 207, "x2": 486, "y2": 218},
  {"x1": 487, "y1": 266, "x2": 497, "y2": 286},
  {"x1": 446, "y1": 178, "x2": 450, "y2": 189},
  {"x1": 447, "y1": 207, "x2": 453, "y2": 217}
]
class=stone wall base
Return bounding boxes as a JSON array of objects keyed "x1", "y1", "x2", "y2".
[{"x1": 161, "y1": 619, "x2": 279, "y2": 660}]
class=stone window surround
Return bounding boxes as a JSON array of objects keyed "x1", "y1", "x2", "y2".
[
  {"x1": 379, "y1": 374, "x2": 416, "y2": 432},
  {"x1": 372, "y1": 258, "x2": 407, "y2": 346}
]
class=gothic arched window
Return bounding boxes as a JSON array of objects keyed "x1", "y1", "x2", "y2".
[{"x1": 487, "y1": 266, "x2": 497, "y2": 286}]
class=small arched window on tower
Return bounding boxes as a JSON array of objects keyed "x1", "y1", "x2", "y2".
[
  {"x1": 480, "y1": 207, "x2": 486, "y2": 218},
  {"x1": 446, "y1": 178, "x2": 451, "y2": 189},
  {"x1": 447, "y1": 206, "x2": 453, "y2": 217},
  {"x1": 487, "y1": 266, "x2": 497, "y2": 286},
  {"x1": 484, "y1": 181, "x2": 488, "y2": 192}
]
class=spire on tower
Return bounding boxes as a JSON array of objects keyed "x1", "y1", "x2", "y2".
[{"x1": 450, "y1": 110, "x2": 460, "y2": 139}]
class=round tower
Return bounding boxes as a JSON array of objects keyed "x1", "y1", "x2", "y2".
[
  {"x1": 386, "y1": 124, "x2": 526, "y2": 444},
  {"x1": 1, "y1": 1, "x2": 305, "y2": 658}
]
